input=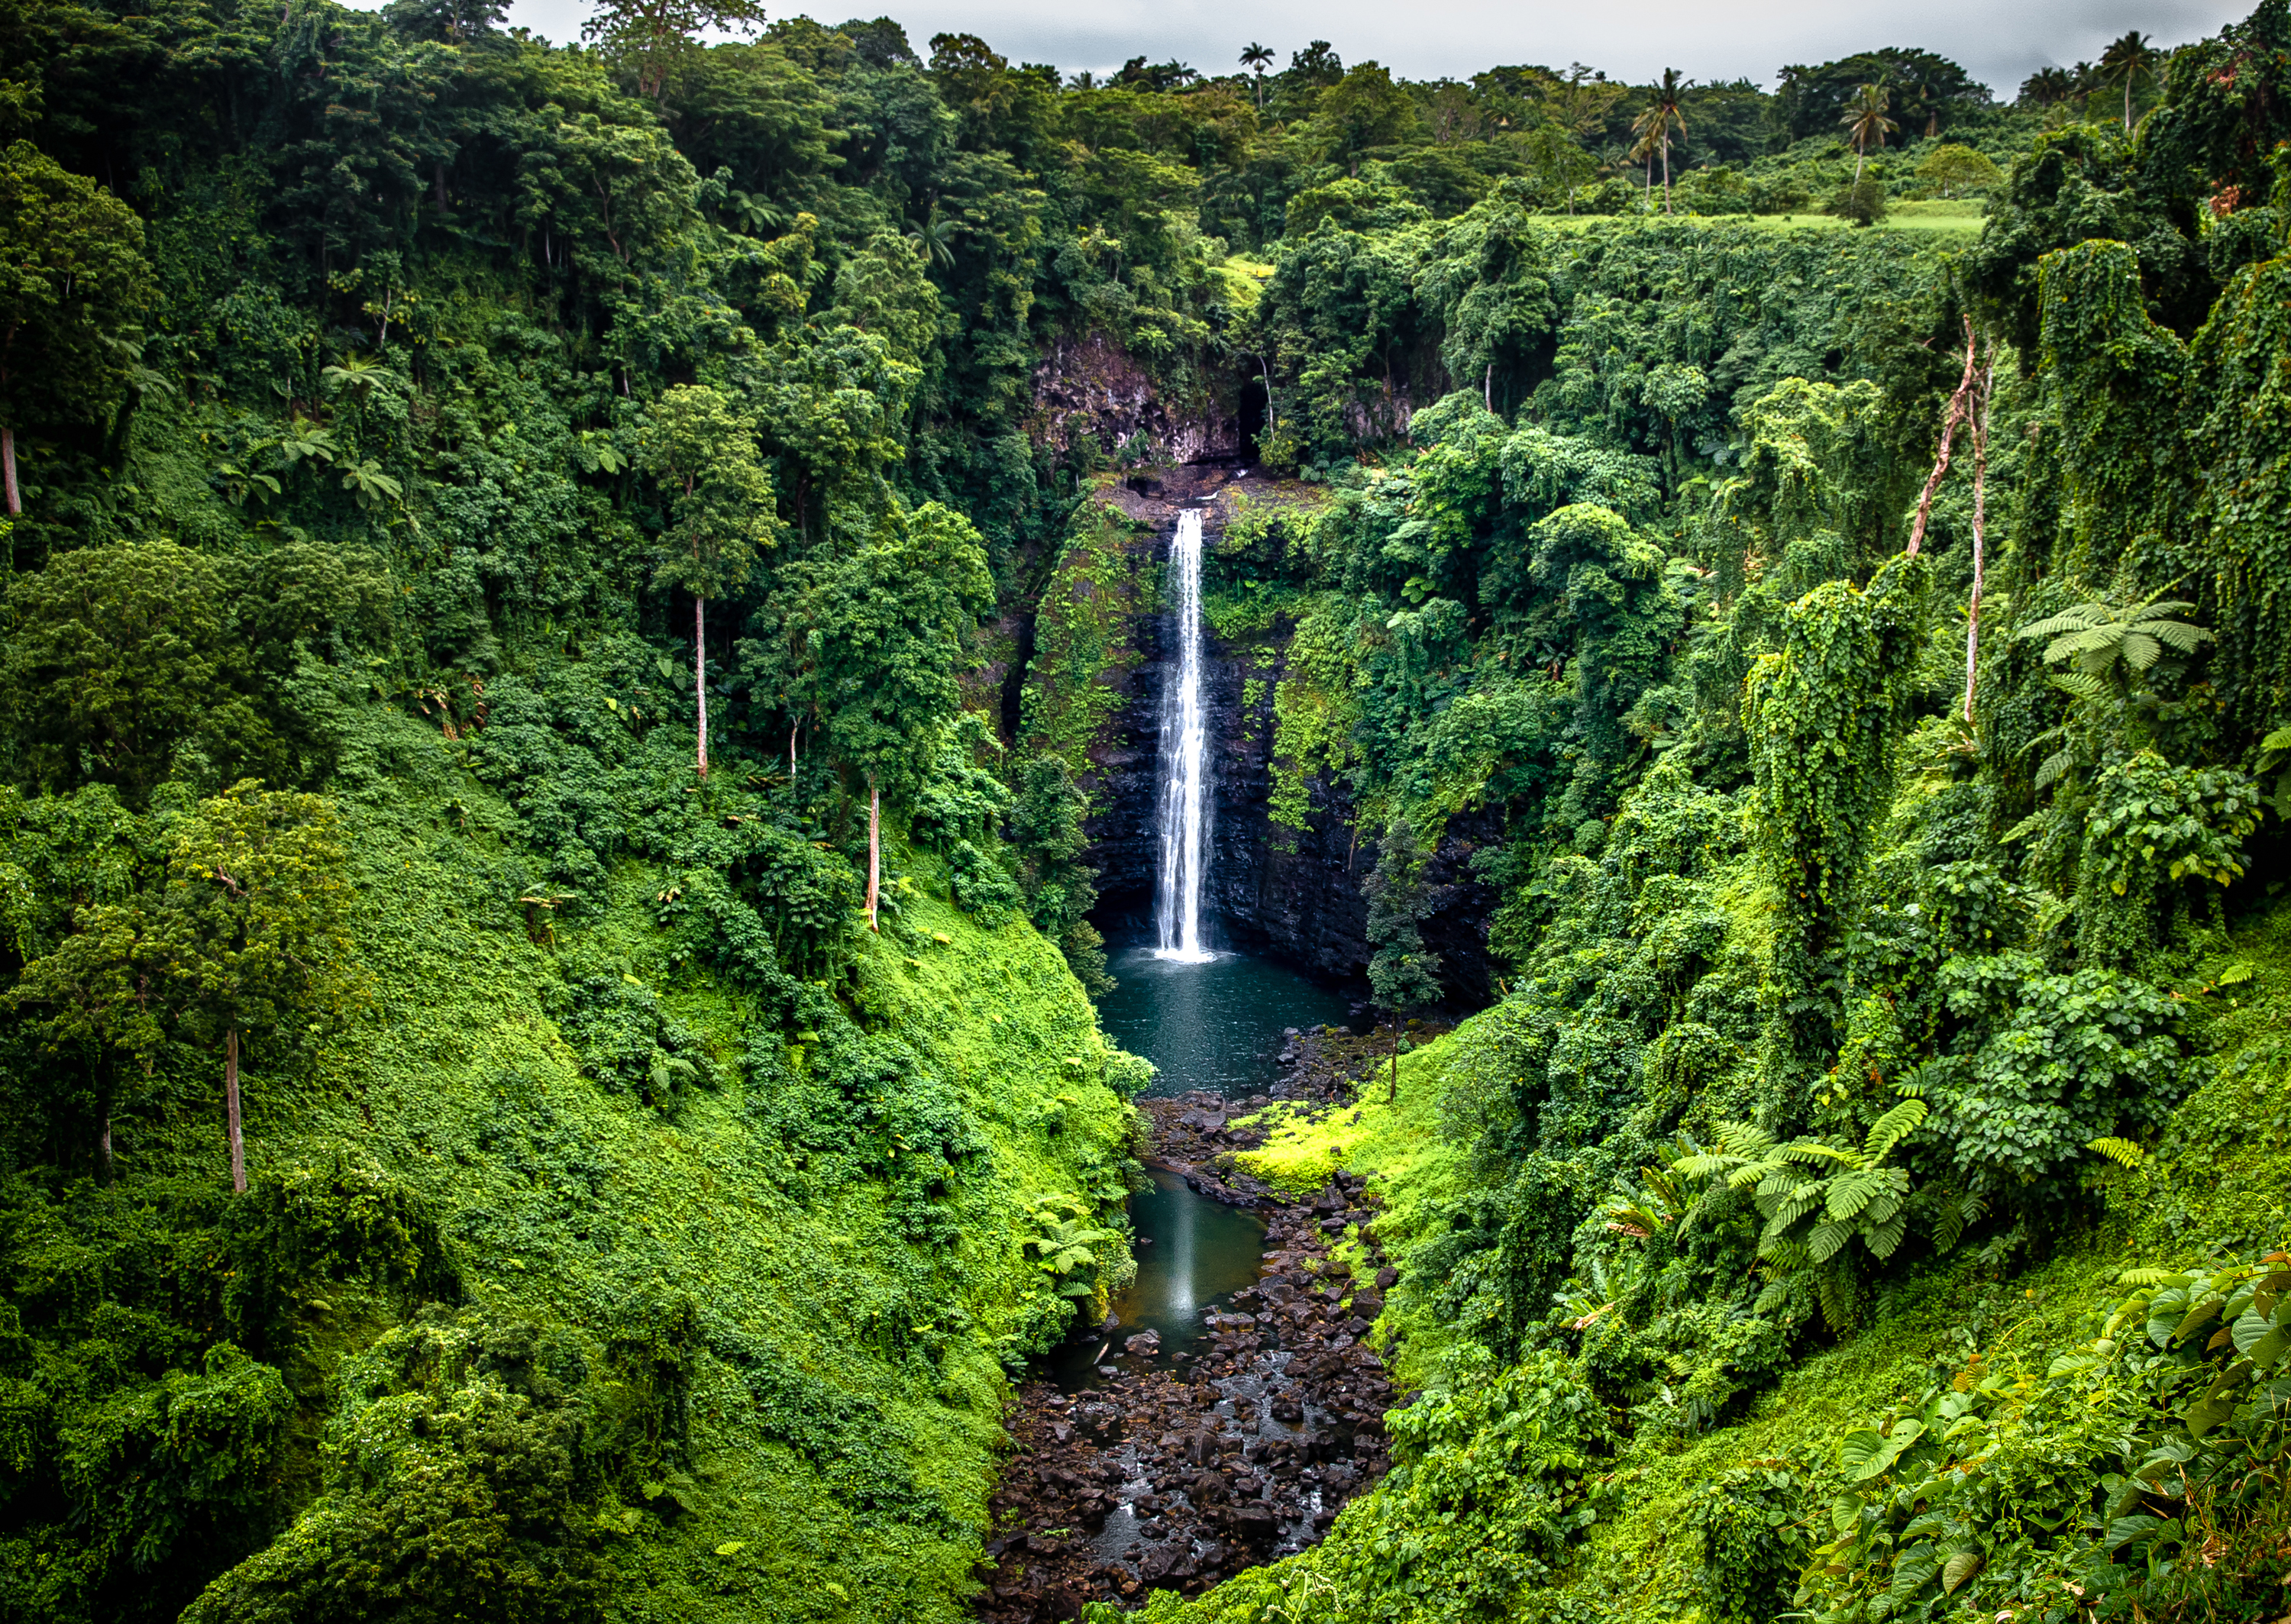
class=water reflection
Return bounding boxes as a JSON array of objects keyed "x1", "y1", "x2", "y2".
[
  {"x1": 1096, "y1": 946, "x2": 1353, "y2": 1100},
  {"x1": 1045, "y1": 1167, "x2": 1265, "y2": 1388}
]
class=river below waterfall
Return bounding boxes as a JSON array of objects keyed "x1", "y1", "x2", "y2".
[{"x1": 979, "y1": 953, "x2": 1397, "y2": 1618}]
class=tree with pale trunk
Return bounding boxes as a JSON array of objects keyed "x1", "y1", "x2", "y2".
[
  {"x1": 153, "y1": 783, "x2": 356, "y2": 1193},
  {"x1": 25, "y1": 783, "x2": 361, "y2": 1194},
  {"x1": 0, "y1": 141, "x2": 153, "y2": 517},
  {"x1": 1240, "y1": 44, "x2": 1274, "y2": 111},
  {"x1": 1841, "y1": 83, "x2": 1898, "y2": 180},
  {"x1": 1632, "y1": 69, "x2": 1689, "y2": 213},
  {"x1": 2099, "y1": 31, "x2": 2161, "y2": 132},
  {"x1": 641, "y1": 384, "x2": 780, "y2": 779},
  {"x1": 756, "y1": 502, "x2": 993, "y2": 931}
]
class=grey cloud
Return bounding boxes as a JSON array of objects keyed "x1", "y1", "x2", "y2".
[{"x1": 390, "y1": 0, "x2": 2254, "y2": 94}]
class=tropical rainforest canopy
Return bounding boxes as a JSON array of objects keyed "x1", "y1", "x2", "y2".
[{"x1": 2, "y1": 0, "x2": 2289, "y2": 1618}]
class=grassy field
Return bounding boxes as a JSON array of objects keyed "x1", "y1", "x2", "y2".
[{"x1": 1533, "y1": 198, "x2": 1986, "y2": 235}]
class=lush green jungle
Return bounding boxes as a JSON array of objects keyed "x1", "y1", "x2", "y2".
[{"x1": 2, "y1": 0, "x2": 2290, "y2": 1617}]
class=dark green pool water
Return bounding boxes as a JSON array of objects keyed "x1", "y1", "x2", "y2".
[
  {"x1": 1045, "y1": 948, "x2": 1356, "y2": 1388},
  {"x1": 1094, "y1": 946, "x2": 1355, "y2": 1100}
]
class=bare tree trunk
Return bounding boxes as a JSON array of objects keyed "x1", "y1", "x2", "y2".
[
  {"x1": 694, "y1": 595, "x2": 709, "y2": 778},
  {"x1": 1661, "y1": 135, "x2": 1672, "y2": 212},
  {"x1": 99, "y1": 1115, "x2": 113, "y2": 1183},
  {"x1": 1484, "y1": 362, "x2": 1492, "y2": 413},
  {"x1": 1963, "y1": 360, "x2": 1994, "y2": 724},
  {"x1": 225, "y1": 1026, "x2": 246, "y2": 1194},
  {"x1": 2, "y1": 425, "x2": 17, "y2": 516},
  {"x1": 865, "y1": 780, "x2": 881, "y2": 931},
  {"x1": 1907, "y1": 319, "x2": 1980, "y2": 557},
  {"x1": 789, "y1": 723, "x2": 797, "y2": 784}
]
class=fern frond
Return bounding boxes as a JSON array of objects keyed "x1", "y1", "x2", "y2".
[
  {"x1": 2120, "y1": 631, "x2": 2161, "y2": 672},
  {"x1": 1818, "y1": 1268, "x2": 1858, "y2": 1334},
  {"x1": 1809, "y1": 1219, "x2": 1855, "y2": 1263},
  {"x1": 2046, "y1": 672, "x2": 2108, "y2": 702},
  {"x1": 2018, "y1": 607, "x2": 2107, "y2": 642},
  {"x1": 1825, "y1": 1170, "x2": 1882, "y2": 1222},
  {"x1": 1999, "y1": 809, "x2": 2047, "y2": 845},
  {"x1": 1933, "y1": 1190, "x2": 1978, "y2": 1252},
  {"x1": 1769, "y1": 1193, "x2": 1822, "y2": 1230},
  {"x1": 1863, "y1": 1210, "x2": 1908, "y2": 1260},
  {"x1": 1863, "y1": 1096, "x2": 1929, "y2": 1163},
  {"x1": 2088, "y1": 1136, "x2": 2148, "y2": 1170},
  {"x1": 2147, "y1": 618, "x2": 2209, "y2": 653},
  {"x1": 2034, "y1": 747, "x2": 2076, "y2": 792}
]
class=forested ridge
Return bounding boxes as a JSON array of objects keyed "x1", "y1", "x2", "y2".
[{"x1": 2, "y1": 0, "x2": 2291, "y2": 1619}]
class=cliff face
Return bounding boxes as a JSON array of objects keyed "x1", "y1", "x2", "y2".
[
  {"x1": 1029, "y1": 335, "x2": 1245, "y2": 465},
  {"x1": 1070, "y1": 470, "x2": 1497, "y2": 1008}
]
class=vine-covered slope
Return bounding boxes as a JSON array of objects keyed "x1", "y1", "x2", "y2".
[{"x1": 5, "y1": 2, "x2": 2291, "y2": 1622}]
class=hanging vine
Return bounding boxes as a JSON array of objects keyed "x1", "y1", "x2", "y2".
[{"x1": 1745, "y1": 554, "x2": 1931, "y2": 1121}]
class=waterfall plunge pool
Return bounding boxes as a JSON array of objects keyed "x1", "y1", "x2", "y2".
[{"x1": 1042, "y1": 946, "x2": 1354, "y2": 1390}]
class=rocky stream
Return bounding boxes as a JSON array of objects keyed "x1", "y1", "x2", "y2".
[{"x1": 973, "y1": 1022, "x2": 1437, "y2": 1620}]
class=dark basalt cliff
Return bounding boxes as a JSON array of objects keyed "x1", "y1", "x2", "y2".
[{"x1": 1076, "y1": 468, "x2": 1497, "y2": 1007}]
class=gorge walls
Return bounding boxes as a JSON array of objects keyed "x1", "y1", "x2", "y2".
[{"x1": 1052, "y1": 470, "x2": 1497, "y2": 1007}]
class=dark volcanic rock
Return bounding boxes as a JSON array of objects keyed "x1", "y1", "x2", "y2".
[
  {"x1": 1072, "y1": 467, "x2": 1495, "y2": 1004},
  {"x1": 976, "y1": 1167, "x2": 1402, "y2": 1619}
]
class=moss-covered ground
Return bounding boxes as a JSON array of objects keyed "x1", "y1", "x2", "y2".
[
  {"x1": 145, "y1": 703, "x2": 1141, "y2": 1622},
  {"x1": 1130, "y1": 901, "x2": 2291, "y2": 1624}
]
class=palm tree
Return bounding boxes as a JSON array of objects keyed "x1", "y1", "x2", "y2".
[
  {"x1": 1240, "y1": 42, "x2": 1273, "y2": 111},
  {"x1": 2018, "y1": 66, "x2": 2076, "y2": 108},
  {"x1": 908, "y1": 199, "x2": 958, "y2": 269},
  {"x1": 2099, "y1": 30, "x2": 2160, "y2": 131},
  {"x1": 1840, "y1": 82, "x2": 1898, "y2": 181},
  {"x1": 1631, "y1": 69, "x2": 1688, "y2": 213},
  {"x1": 1629, "y1": 128, "x2": 1659, "y2": 210}
]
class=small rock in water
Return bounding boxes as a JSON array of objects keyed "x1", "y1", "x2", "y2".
[{"x1": 1125, "y1": 1329, "x2": 1162, "y2": 1356}]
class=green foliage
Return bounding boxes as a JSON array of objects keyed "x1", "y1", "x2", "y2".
[
  {"x1": 2, "y1": 2, "x2": 2291, "y2": 1620},
  {"x1": 4, "y1": 543, "x2": 268, "y2": 804},
  {"x1": 1918, "y1": 952, "x2": 2192, "y2": 1201},
  {"x1": 1677, "y1": 1097, "x2": 1942, "y2": 1331},
  {"x1": 1746, "y1": 555, "x2": 1929, "y2": 1102},
  {"x1": 0, "y1": 140, "x2": 154, "y2": 449}
]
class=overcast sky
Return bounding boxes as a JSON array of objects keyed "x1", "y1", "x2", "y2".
[{"x1": 460, "y1": 0, "x2": 2253, "y2": 95}]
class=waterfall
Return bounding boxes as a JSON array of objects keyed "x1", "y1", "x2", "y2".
[{"x1": 1153, "y1": 508, "x2": 1213, "y2": 962}]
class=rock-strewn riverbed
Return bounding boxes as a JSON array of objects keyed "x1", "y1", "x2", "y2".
[{"x1": 974, "y1": 1027, "x2": 1414, "y2": 1620}]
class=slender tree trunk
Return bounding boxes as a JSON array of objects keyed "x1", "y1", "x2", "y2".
[
  {"x1": 99, "y1": 1114, "x2": 113, "y2": 1183},
  {"x1": 2124, "y1": 81, "x2": 2133, "y2": 132},
  {"x1": 225, "y1": 1026, "x2": 246, "y2": 1194},
  {"x1": 1484, "y1": 362, "x2": 1493, "y2": 413},
  {"x1": 1907, "y1": 321, "x2": 1980, "y2": 557},
  {"x1": 1661, "y1": 135, "x2": 1672, "y2": 212},
  {"x1": 789, "y1": 723, "x2": 797, "y2": 784},
  {"x1": 2, "y1": 425, "x2": 18, "y2": 516},
  {"x1": 865, "y1": 779, "x2": 881, "y2": 931},
  {"x1": 1963, "y1": 362, "x2": 1993, "y2": 724},
  {"x1": 694, "y1": 594, "x2": 709, "y2": 778}
]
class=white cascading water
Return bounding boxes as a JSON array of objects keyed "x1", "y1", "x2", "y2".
[{"x1": 1153, "y1": 508, "x2": 1213, "y2": 962}]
